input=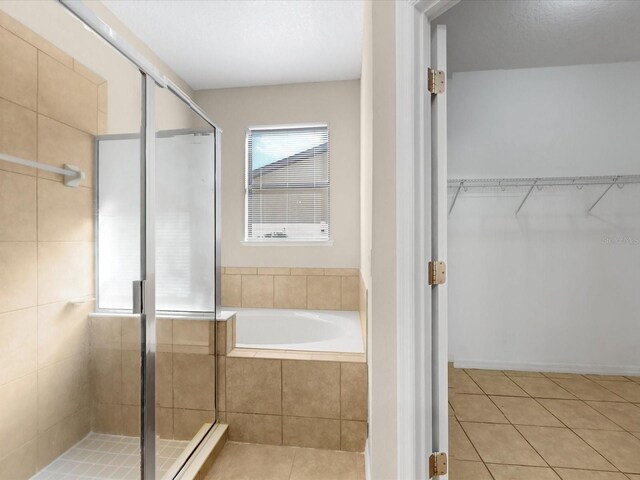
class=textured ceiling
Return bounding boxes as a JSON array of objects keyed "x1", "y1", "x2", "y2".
[
  {"x1": 436, "y1": 0, "x2": 640, "y2": 72},
  {"x1": 101, "y1": 0, "x2": 363, "y2": 90}
]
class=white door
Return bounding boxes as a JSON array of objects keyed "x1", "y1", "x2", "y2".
[{"x1": 429, "y1": 22, "x2": 449, "y2": 480}]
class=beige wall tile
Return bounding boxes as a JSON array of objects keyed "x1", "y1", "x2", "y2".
[
  {"x1": 121, "y1": 349, "x2": 140, "y2": 406},
  {"x1": 217, "y1": 355, "x2": 226, "y2": 412},
  {"x1": 222, "y1": 275, "x2": 241, "y2": 307},
  {"x1": 38, "y1": 52, "x2": 98, "y2": 135},
  {"x1": 283, "y1": 360, "x2": 340, "y2": 418},
  {"x1": 340, "y1": 420, "x2": 367, "y2": 452},
  {"x1": 37, "y1": 179, "x2": 93, "y2": 242},
  {"x1": 37, "y1": 407, "x2": 89, "y2": 469},
  {"x1": 241, "y1": 275, "x2": 274, "y2": 308},
  {"x1": 37, "y1": 115, "x2": 94, "y2": 188},
  {"x1": 0, "y1": 373, "x2": 37, "y2": 456},
  {"x1": 157, "y1": 318, "x2": 173, "y2": 346},
  {"x1": 37, "y1": 300, "x2": 90, "y2": 368},
  {"x1": 157, "y1": 352, "x2": 173, "y2": 408},
  {"x1": 37, "y1": 353, "x2": 89, "y2": 432},
  {"x1": 0, "y1": 170, "x2": 36, "y2": 241},
  {"x1": 97, "y1": 109, "x2": 107, "y2": 135},
  {"x1": 173, "y1": 409, "x2": 214, "y2": 440},
  {"x1": 291, "y1": 268, "x2": 324, "y2": 276},
  {"x1": 91, "y1": 403, "x2": 122, "y2": 435},
  {"x1": 0, "y1": 97, "x2": 36, "y2": 176},
  {"x1": 91, "y1": 348, "x2": 122, "y2": 405},
  {"x1": 258, "y1": 267, "x2": 291, "y2": 275},
  {"x1": 0, "y1": 242, "x2": 37, "y2": 313},
  {"x1": 324, "y1": 268, "x2": 359, "y2": 277},
  {"x1": 0, "y1": 307, "x2": 37, "y2": 386},
  {"x1": 216, "y1": 321, "x2": 227, "y2": 355},
  {"x1": 225, "y1": 267, "x2": 257, "y2": 275},
  {"x1": 37, "y1": 241, "x2": 94, "y2": 305},
  {"x1": 341, "y1": 276, "x2": 359, "y2": 311},
  {"x1": 158, "y1": 407, "x2": 173, "y2": 439},
  {"x1": 121, "y1": 405, "x2": 140, "y2": 437},
  {"x1": 227, "y1": 412, "x2": 282, "y2": 445},
  {"x1": 0, "y1": 11, "x2": 73, "y2": 69},
  {"x1": 173, "y1": 320, "x2": 210, "y2": 348},
  {"x1": 72, "y1": 60, "x2": 105, "y2": 85},
  {"x1": 341, "y1": 363, "x2": 368, "y2": 421},
  {"x1": 98, "y1": 83, "x2": 107, "y2": 113},
  {"x1": 0, "y1": 27, "x2": 37, "y2": 110},
  {"x1": 307, "y1": 276, "x2": 341, "y2": 310},
  {"x1": 274, "y1": 275, "x2": 307, "y2": 309},
  {"x1": 173, "y1": 353, "x2": 215, "y2": 410},
  {"x1": 0, "y1": 438, "x2": 36, "y2": 480},
  {"x1": 283, "y1": 416, "x2": 340, "y2": 450},
  {"x1": 120, "y1": 316, "x2": 139, "y2": 350},
  {"x1": 226, "y1": 357, "x2": 281, "y2": 415},
  {"x1": 91, "y1": 316, "x2": 122, "y2": 349}
]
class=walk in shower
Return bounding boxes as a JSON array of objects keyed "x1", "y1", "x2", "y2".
[{"x1": 0, "y1": 1, "x2": 220, "y2": 478}]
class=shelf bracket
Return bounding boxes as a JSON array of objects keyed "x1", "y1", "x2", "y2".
[
  {"x1": 515, "y1": 179, "x2": 538, "y2": 216},
  {"x1": 448, "y1": 181, "x2": 464, "y2": 216},
  {"x1": 588, "y1": 177, "x2": 619, "y2": 213}
]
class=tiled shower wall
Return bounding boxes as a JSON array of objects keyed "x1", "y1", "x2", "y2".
[
  {"x1": 221, "y1": 267, "x2": 360, "y2": 310},
  {"x1": 90, "y1": 316, "x2": 217, "y2": 442},
  {"x1": 0, "y1": 12, "x2": 106, "y2": 479}
]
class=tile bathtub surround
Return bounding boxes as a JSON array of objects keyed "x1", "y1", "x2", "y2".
[
  {"x1": 220, "y1": 356, "x2": 368, "y2": 452},
  {"x1": 448, "y1": 366, "x2": 640, "y2": 479},
  {"x1": 221, "y1": 267, "x2": 360, "y2": 311},
  {"x1": 0, "y1": 12, "x2": 105, "y2": 479}
]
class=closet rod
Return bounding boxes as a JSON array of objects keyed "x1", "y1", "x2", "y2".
[
  {"x1": 0, "y1": 152, "x2": 84, "y2": 187},
  {"x1": 447, "y1": 174, "x2": 640, "y2": 215},
  {"x1": 447, "y1": 174, "x2": 640, "y2": 189}
]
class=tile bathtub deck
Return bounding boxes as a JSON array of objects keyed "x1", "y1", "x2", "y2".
[
  {"x1": 31, "y1": 433, "x2": 189, "y2": 480},
  {"x1": 449, "y1": 366, "x2": 640, "y2": 479}
]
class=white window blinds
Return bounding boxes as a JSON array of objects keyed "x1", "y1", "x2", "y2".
[{"x1": 246, "y1": 125, "x2": 330, "y2": 242}]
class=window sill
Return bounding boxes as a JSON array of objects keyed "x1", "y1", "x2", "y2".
[{"x1": 241, "y1": 240, "x2": 334, "y2": 247}]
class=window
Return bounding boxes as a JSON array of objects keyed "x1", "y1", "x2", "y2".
[{"x1": 246, "y1": 125, "x2": 330, "y2": 242}]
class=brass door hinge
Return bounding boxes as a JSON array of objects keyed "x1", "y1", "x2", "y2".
[
  {"x1": 428, "y1": 452, "x2": 448, "y2": 478},
  {"x1": 428, "y1": 261, "x2": 446, "y2": 286},
  {"x1": 427, "y1": 68, "x2": 445, "y2": 94}
]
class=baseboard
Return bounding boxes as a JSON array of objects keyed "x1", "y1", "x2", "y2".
[
  {"x1": 453, "y1": 359, "x2": 640, "y2": 376},
  {"x1": 364, "y1": 439, "x2": 371, "y2": 480}
]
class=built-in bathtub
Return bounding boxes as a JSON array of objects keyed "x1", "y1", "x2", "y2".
[{"x1": 231, "y1": 308, "x2": 364, "y2": 353}]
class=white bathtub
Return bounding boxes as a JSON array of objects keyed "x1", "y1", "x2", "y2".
[{"x1": 231, "y1": 308, "x2": 364, "y2": 353}]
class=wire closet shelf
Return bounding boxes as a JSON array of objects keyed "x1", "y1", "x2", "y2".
[{"x1": 447, "y1": 174, "x2": 640, "y2": 215}]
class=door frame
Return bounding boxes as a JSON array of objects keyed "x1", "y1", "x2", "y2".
[{"x1": 395, "y1": 1, "x2": 457, "y2": 478}]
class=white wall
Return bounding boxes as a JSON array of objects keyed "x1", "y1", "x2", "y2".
[
  {"x1": 448, "y1": 61, "x2": 640, "y2": 374},
  {"x1": 194, "y1": 81, "x2": 360, "y2": 268}
]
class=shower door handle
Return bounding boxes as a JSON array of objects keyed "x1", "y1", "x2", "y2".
[{"x1": 133, "y1": 280, "x2": 145, "y2": 314}]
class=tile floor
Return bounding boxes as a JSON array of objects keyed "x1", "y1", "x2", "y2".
[
  {"x1": 449, "y1": 366, "x2": 640, "y2": 479},
  {"x1": 31, "y1": 433, "x2": 189, "y2": 480},
  {"x1": 205, "y1": 441, "x2": 365, "y2": 480}
]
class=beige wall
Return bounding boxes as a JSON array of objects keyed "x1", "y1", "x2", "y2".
[
  {"x1": 361, "y1": 1, "x2": 399, "y2": 478},
  {"x1": 195, "y1": 81, "x2": 361, "y2": 268},
  {"x1": 0, "y1": 0, "x2": 196, "y2": 135},
  {"x1": 0, "y1": 12, "x2": 100, "y2": 478}
]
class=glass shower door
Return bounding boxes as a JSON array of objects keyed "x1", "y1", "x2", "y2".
[{"x1": 149, "y1": 82, "x2": 219, "y2": 478}]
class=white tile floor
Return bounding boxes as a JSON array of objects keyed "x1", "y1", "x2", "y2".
[{"x1": 31, "y1": 433, "x2": 189, "y2": 480}]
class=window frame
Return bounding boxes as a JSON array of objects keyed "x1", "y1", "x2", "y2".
[{"x1": 244, "y1": 123, "x2": 332, "y2": 245}]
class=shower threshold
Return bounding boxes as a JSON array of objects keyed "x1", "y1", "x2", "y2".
[{"x1": 31, "y1": 433, "x2": 189, "y2": 480}]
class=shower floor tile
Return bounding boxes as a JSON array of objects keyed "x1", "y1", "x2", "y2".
[{"x1": 31, "y1": 433, "x2": 189, "y2": 480}]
